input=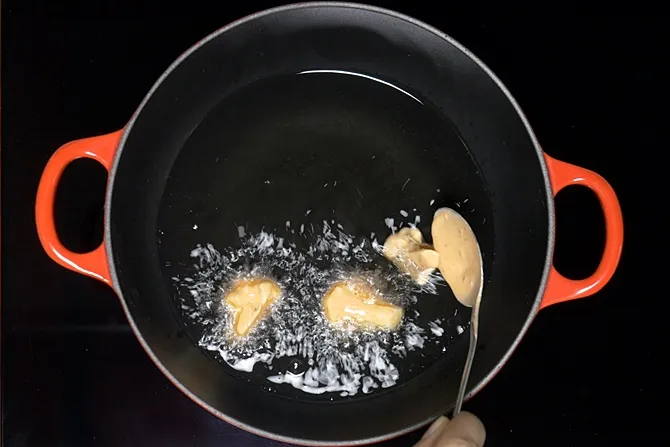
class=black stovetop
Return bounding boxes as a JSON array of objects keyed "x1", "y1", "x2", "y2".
[{"x1": 2, "y1": 5, "x2": 664, "y2": 446}]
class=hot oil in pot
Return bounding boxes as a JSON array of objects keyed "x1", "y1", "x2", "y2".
[
  {"x1": 174, "y1": 227, "x2": 470, "y2": 400},
  {"x1": 160, "y1": 71, "x2": 494, "y2": 401}
]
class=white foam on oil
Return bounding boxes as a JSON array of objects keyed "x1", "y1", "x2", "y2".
[
  {"x1": 384, "y1": 218, "x2": 397, "y2": 233},
  {"x1": 172, "y1": 218, "x2": 454, "y2": 397},
  {"x1": 229, "y1": 352, "x2": 274, "y2": 372},
  {"x1": 429, "y1": 320, "x2": 444, "y2": 337}
]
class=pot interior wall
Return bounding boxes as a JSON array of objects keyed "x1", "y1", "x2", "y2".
[{"x1": 108, "y1": 4, "x2": 550, "y2": 443}]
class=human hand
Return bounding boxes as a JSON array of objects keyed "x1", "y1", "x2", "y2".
[{"x1": 413, "y1": 412, "x2": 486, "y2": 447}]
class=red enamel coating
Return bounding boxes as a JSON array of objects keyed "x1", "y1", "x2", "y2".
[
  {"x1": 35, "y1": 130, "x2": 122, "y2": 285},
  {"x1": 540, "y1": 154, "x2": 624, "y2": 309}
]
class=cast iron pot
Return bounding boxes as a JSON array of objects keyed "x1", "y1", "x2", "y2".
[{"x1": 35, "y1": 3, "x2": 624, "y2": 445}]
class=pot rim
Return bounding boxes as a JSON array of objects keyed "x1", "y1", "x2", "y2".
[{"x1": 104, "y1": 3, "x2": 555, "y2": 445}]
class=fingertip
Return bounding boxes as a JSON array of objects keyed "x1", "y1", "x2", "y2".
[
  {"x1": 421, "y1": 416, "x2": 449, "y2": 440},
  {"x1": 450, "y1": 411, "x2": 486, "y2": 445}
]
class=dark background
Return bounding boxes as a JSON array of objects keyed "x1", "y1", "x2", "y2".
[{"x1": 2, "y1": 3, "x2": 664, "y2": 446}]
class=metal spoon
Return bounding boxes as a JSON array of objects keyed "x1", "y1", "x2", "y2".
[{"x1": 431, "y1": 207, "x2": 484, "y2": 416}]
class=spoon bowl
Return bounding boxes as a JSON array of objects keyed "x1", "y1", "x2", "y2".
[{"x1": 432, "y1": 207, "x2": 484, "y2": 416}]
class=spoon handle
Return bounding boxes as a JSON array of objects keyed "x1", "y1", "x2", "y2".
[{"x1": 452, "y1": 297, "x2": 480, "y2": 416}]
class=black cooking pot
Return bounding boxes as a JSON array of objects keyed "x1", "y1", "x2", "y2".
[{"x1": 35, "y1": 3, "x2": 623, "y2": 445}]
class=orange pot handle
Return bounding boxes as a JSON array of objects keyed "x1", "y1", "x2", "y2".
[
  {"x1": 540, "y1": 153, "x2": 624, "y2": 309},
  {"x1": 35, "y1": 130, "x2": 123, "y2": 285}
]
